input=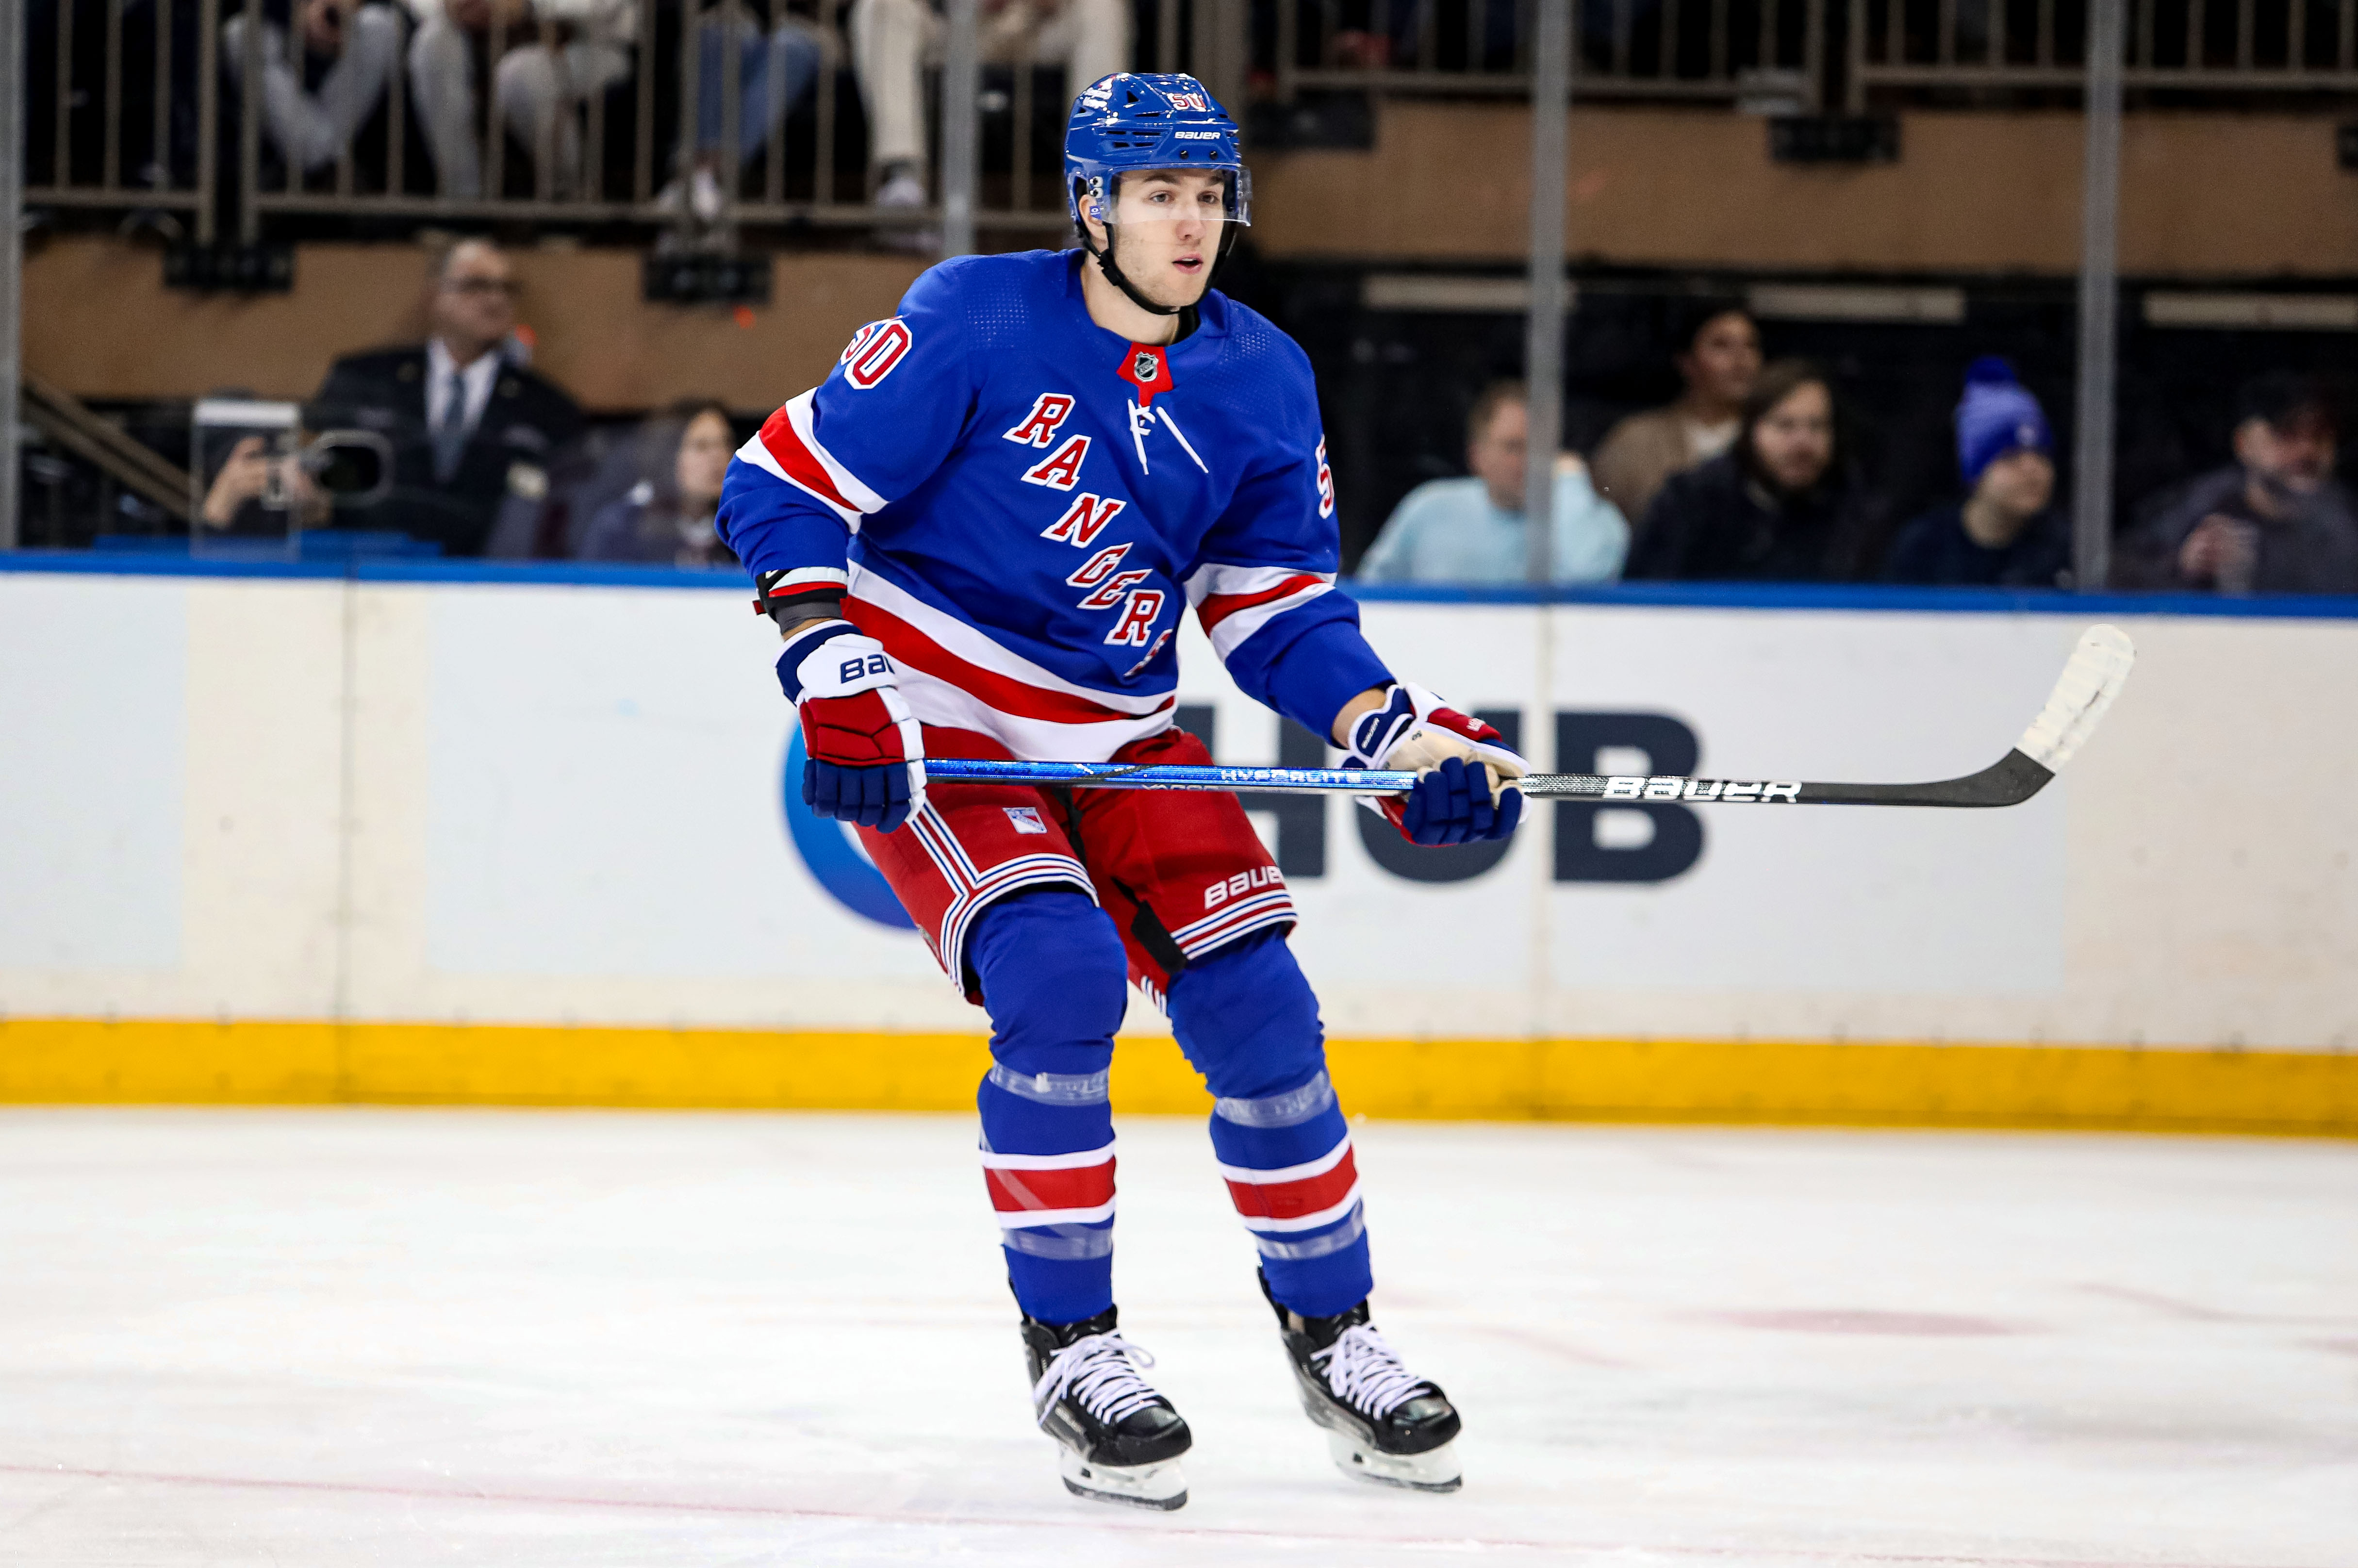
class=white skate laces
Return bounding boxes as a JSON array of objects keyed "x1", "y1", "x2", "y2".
[
  {"x1": 1033, "y1": 1332, "x2": 1166, "y2": 1428},
  {"x1": 1311, "y1": 1325, "x2": 1431, "y2": 1419}
]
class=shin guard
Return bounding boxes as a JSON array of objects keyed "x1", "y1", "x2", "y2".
[
  {"x1": 971, "y1": 890, "x2": 1130, "y2": 1325},
  {"x1": 1167, "y1": 932, "x2": 1373, "y2": 1318}
]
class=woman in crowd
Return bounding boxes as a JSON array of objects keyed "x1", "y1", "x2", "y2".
[
  {"x1": 1590, "y1": 300, "x2": 1762, "y2": 532},
  {"x1": 575, "y1": 399, "x2": 740, "y2": 567},
  {"x1": 1626, "y1": 359, "x2": 1876, "y2": 583}
]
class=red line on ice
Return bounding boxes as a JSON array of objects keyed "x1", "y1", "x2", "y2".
[{"x1": 0, "y1": 1462, "x2": 2316, "y2": 1568}]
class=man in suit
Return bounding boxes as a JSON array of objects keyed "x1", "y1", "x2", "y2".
[{"x1": 313, "y1": 238, "x2": 584, "y2": 557}]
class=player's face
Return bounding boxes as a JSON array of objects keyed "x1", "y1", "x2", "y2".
[{"x1": 1102, "y1": 170, "x2": 1226, "y2": 309}]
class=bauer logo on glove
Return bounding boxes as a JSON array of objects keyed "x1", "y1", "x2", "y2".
[
  {"x1": 777, "y1": 620, "x2": 929, "y2": 834},
  {"x1": 1341, "y1": 683, "x2": 1526, "y2": 848}
]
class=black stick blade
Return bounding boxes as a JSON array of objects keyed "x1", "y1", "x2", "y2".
[
  {"x1": 1795, "y1": 749, "x2": 2055, "y2": 807},
  {"x1": 1516, "y1": 751, "x2": 2054, "y2": 808},
  {"x1": 1517, "y1": 626, "x2": 2131, "y2": 810}
]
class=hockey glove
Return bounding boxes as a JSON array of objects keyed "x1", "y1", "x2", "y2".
[
  {"x1": 778, "y1": 619, "x2": 927, "y2": 834},
  {"x1": 1342, "y1": 683, "x2": 1526, "y2": 847}
]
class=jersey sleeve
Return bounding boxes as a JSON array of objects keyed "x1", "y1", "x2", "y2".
[
  {"x1": 717, "y1": 262, "x2": 981, "y2": 605},
  {"x1": 1181, "y1": 350, "x2": 1392, "y2": 740}
]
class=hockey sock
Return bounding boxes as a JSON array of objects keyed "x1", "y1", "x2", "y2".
[
  {"x1": 970, "y1": 890, "x2": 1129, "y2": 1324},
  {"x1": 1168, "y1": 932, "x2": 1374, "y2": 1318}
]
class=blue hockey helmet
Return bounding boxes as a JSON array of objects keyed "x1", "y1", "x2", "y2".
[
  {"x1": 1065, "y1": 73, "x2": 1249, "y2": 316},
  {"x1": 1065, "y1": 72, "x2": 1250, "y2": 227}
]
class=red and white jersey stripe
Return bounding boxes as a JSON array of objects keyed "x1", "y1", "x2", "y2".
[
  {"x1": 1167, "y1": 888, "x2": 1296, "y2": 963},
  {"x1": 848, "y1": 568, "x2": 1179, "y2": 763},
  {"x1": 1183, "y1": 562, "x2": 1336, "y2": 665},
  {"x1": 1216, "y1": 1132, "x2": 1361, "y2": 1234},
  {"x1": 759, "y1": 564, "x2": 852, "y2": 598},
  {"x1": 736, "y1": 390, "x2": 889, "y2": 528},
  {"x1": 981, "y1": 1141, "x2": 1116, "y2": 1228},
  {"x1": 899, "y1": 800, "x2": 1095, "y2": 991}
]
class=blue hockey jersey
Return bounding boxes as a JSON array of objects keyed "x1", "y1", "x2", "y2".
[{"x1": 717, "y1": 249, "x2": 1392, "y2": 762}]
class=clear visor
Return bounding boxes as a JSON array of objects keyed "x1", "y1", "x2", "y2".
[{"x1": 1099, "y1": 167, "x2": 1251, "y2": 228}]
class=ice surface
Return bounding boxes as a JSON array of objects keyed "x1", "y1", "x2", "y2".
[{"x1": 0, "y1": 1109, "x2": 2352, "y2": 1567}]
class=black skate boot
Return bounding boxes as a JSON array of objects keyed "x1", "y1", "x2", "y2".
[
  {"x1": 1261, "y1": 1273, "x2": 1463, "y2": 1492},
  {"x1": 1021, "y1": 1305, "x2": 1192, "y2": 1510}
]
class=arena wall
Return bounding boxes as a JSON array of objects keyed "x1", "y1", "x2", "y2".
[
  {"x1": 21, "y1": 109, "x2": 2358, "y2": 416},
  {"x1": 1, "y1": 560, "x2": 2351, "y2": 1132},
  {"x1": 1252, "y1": 105, "x2": 2358, "y2": 275}
]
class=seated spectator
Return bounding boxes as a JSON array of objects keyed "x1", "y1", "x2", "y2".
[
  {"x1": 311, "y1": 238, "x2": 584, "y2": 557},
  {"x1": 1627, "y1": 359, "x2": 1875, "y2": 582},
  {"x1": 1883, "y1": 358, "x2": 2071, "y2": 588},
  {"x1": 850, "y1": 0, "x2": 1129, "y2": 211},
  {"x1": 575, "y1": 399, "x2": 741, "y2": 567},
  {"x1": 1591, "y1": 300, "x2": 1761, "y2": 532},
  {"x1": 2116, "y1": 373, "x2": 2358, "y2": 595},
  {"x1": 1356, "y1": 380, "x2": 1629, "y2": 584},
  {"x1": 407, "y1": 0, "x2": 634, "y2": 198},
  {"x1": 220, "y1": 0, "x2": 403, "y2": 178},
  {"x1": 662, "y1": 2, "x2": 827, "y2": 227},
  {"x1": 198, "y1": 433, "x2": 328, "y2": 534}
]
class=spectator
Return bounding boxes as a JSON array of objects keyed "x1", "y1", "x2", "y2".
[
  {"x1": 2116, "y1": 373, "x2": 2358, "y2": 595},
  {"x1": 312, "y1": 238, "x2": 584, "y2": 557},
  {"x1": 1591, "y1": 300, "x2": 1761, "y2": 532},
  {"x1": 407, "y1": 0, "x2": 635, "y2": 199},
  {"x1": 220, "y1": 0, "x2": 403, "y2": 178},
  {"x1": 575, "y1": 399, "x2": 742, "y2": 566},
  {"x1": 1883, "y1": 358, "x2": 2071, "y2": 588},
  {"x1": 198, "y1": 433, "x2": 328, "y2": 534},
  {"x1": 1627, "y1": 359, "x2": 1875, "y2": 583},
  {"x1": 850, "y1": 0, "x2": 1129, "y2": 212},
  {"x1": 663, "y1": 2, "x2": 828, "y2": 227},
  {"x1": 1356, "y1": 380, "x2": 1629, "y2": 584}
]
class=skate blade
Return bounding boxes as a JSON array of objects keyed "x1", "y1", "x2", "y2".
[
  {"x1": 1324, "y1": 1430, "x2": 1462, "y2": 1492},
  {"x1": 1058, "y1": 1448, "x2": 1188, "y2": 1510}
]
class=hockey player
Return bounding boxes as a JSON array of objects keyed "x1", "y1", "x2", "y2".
[{"x1": 717, "y1": 72, "x2": 1526, "y2": 1509}]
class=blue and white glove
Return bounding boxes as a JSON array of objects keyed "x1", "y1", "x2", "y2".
[
  {"x1": 1342, "y1": 683, "x2": 1526, "y2": 847},
  {"x1": 778, "y1": 619, "x2": 928, "y2": 834}
]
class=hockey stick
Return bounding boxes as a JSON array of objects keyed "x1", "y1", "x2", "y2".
[{"x1": 922, "y1": 624, "x2": 2135, "y2": 809}]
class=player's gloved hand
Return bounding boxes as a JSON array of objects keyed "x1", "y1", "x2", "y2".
[
  {"x1": 1341, "y1": 683, "x2": 1526, "y2": 847},
  {"x1": 778, "y1": 619, "x2": 928, "y2": 833}
]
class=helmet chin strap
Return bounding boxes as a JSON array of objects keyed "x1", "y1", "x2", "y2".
[{"x1": 1080, "y1": 220, "x2": 1186, "y2": 319}]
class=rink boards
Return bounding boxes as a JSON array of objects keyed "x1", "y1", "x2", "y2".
[{"x1": 1, "y1": 560, "x2": 2352, "y2": 1133}]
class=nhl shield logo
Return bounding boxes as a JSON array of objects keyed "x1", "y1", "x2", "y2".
[{"x1": 1119, "y1": 341, "x2": 1175, "y2": 407}]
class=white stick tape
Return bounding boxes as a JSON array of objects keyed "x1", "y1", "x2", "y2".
[{"x1": 2014, "y1": 625, "x2": 2136, "y2": 774}]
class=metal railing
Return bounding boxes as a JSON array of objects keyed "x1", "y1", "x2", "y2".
[
  {"x1": 1850, "y1": 0, "x2": 2358, "y2": 107},
  {"x1": 27, "y1": 0, "x2": 2358, "y2": 252},
  {"x1": 19, "y1": 0, "x2": 1238, "y2": 246},
  {"x1": 1271, "y1": 0, "x2": 1827, "y2": 109}
]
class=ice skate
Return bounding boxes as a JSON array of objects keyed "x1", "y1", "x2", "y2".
[
  {"x1": 1022, "y1": 1306, "x2": 1192, "y2": 1510},
  {"x1": 1262, "y1": 1274, "x2": 1463, "y2": 1492}
]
